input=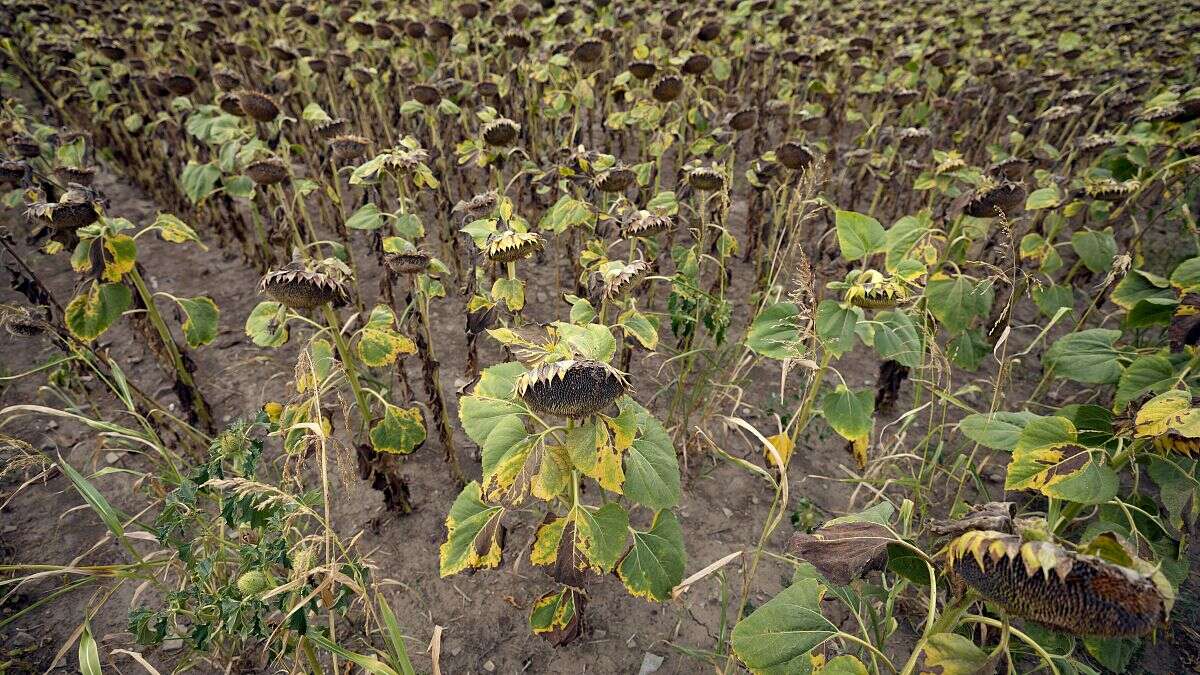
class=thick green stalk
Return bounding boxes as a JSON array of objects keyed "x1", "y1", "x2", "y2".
[{"x1": 128, "y1": 267, "x2": 213, "y2": 432}]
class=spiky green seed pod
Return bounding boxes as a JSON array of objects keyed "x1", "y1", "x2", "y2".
[{"x1": 236, "y1": 570, "x2": 271, "y2": 597}]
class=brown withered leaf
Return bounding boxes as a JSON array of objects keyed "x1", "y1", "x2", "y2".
[
  {"x1": 787, "y1": 521, "x2": 894, "y2": 585},
  {"x1": 928, "y1": 501, "x2": 1015, "y2": 540}
]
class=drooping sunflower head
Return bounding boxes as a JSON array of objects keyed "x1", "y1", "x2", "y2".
[
  {"x1": 482, "y1": 118, "x2": 520, "y2": 147},
  {"x1": 244, "y1": 156, "x2": 290, "y2": 185},
  {"x1": 0, "y1": 159, "x2": 29, "y2": 186},
  {"x1": 258, "y1": 260, "x2": 350, "y2": 310},
  {"x1": 591, "y1": 260, "x2": 651, "y2": 302},
  {"x1": 595, "y1": 166, "x2": 635, "y2": 193},
  {"x1": 25, "y1": 185, "x2": 104, "y2": 230},
  {"x1": 686, "y1": 165, "x2": 726, "y2": 192},
  {"x1": 621, "y1": 210, "x2": 673, "y2": 239},
  {"x1": 629, "y1": 60, "x2": 657, "y2": 80},
  {"x1": 383, "y1": 245, "x2": 432, "y2": 275},
  {"x1": 941, "y1": 529, "x2": 1170, "y2": 638},
  {"x1": 1084, "y1": 177, "x2": 1139, "y2": 203},
  {"x1": 775, "y1": 141, "x2": 814, "y2": 171},
  {"x1": 53, "y1": 165, "x2": 96, "y2": 187},
  {"x1": 727, "y1": 107, "x2": 758, "y2": 132},
  {"x1": 516, "y1": 359, "x2": 629, "y2": 418},
  {"x1": 235, "y1": 90, "x2": 281, "y2": 123},
  {"x1": 328, "y1": 134, "x2": 371, "y2": 162},
  {"x1": 651, "y1": 74, "x2": 684, "y2": 103},
  {"x1": 211, "y1": 66, "x2": 242, "y2": 91},
  {"x1": 964, "y1": 181, "x2": 1026, "y2": 218},
  {"x1": 830, "y1": 269, "x2": 909, "y2": 309},
  {"x1": 1, "y1": 306, "x2": 46, "y2": 337},
  {"x1": 454, "y1": 190, "x2": 499, "y2": 219},
  {"x1": 313, "y1": 117, "x2": 349, "y2": 140},
  {"x1": 484, "y1": 230, "x2": 544, "y2": 263}
]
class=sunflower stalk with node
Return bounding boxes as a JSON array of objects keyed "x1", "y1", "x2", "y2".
[
  {"x1": 60, "y1": 210, "x2": 217, "y2": 433},
  {"x1": 446, "y1": 322, "x2": 685, "y2": 645}
]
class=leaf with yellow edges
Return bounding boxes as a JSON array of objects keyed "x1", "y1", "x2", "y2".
[{"x1": 439, "y1": 482, "x2": 505, "y2": 577}]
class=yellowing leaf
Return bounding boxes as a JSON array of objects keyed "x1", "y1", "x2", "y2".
[
  {"x1": 102, "y1": 234, "x2": 137, "y2": 282},
  {"x1": 370, "y1": 404, "x2": 426, "y2": 455},
  {"x1": 357, "y1": 327, "x2": 416, "y2": 367},
  {"x1": 439, "y1": 482, "x2": 505, "y2": 577},
  {"x1": 764, "y1": 433, "x2": 794, "y2": 470}
]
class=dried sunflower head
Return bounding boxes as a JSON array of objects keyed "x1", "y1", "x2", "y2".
[
  {"x1": 410, "y1": 83, "x2": 441, "y2": 106},
  {"x1": 0, "y1": 159, "x2": 29, "y2": 186},
  {"x1": 987, "y1": 157, "x2": 1028, "y2": 181},
  {"x1": 591, "y1": 260, "x2": 650, "y2": 301},
  {"x1": 25, "y1": 185, "x2": 103, "y2": 229},
  {"x1": 687, "y1": 166, "x2": 726, "y2": 192},
  {"x1": 1084, "y1": 177, "x2": 1139, "y2": 202},
  {"x1": 571, "y1": 38, "x2": 603, "y2": 64},
  {"x1": 53, "y1": 165, "x2": 96, "y2": 187},
  {"x1": 383, "y1": 249, "x2": 432, "y2": 275},
  {"x1": 1077, "y1": 134, "x2": 1119, "y2": 154},
  {"x1": 942, "y1": 530, "x2": 1170, "y2": 638},
  {"x1": 7, "y1": 134, "x2": 40, "y2": 159},
  {"x1": 1136, "y1": 105, "x2": 1183, "y2": 124},
  {"x1": 217, "y1": 93, "x2": 244, "y2": 116},
  {"x1": 1039, "y1": 104, "x2": 1081, "y2": 123},
  {"x1": 314, "y1": 117, "x2": 348, "y2": 139},
  {"x1": 629, "y1": 60, "x2": 657, "y2": 80},
  {"x1": 621, "y1": 210, "x2": 673, "y2": 239},
  {"x1": 484, "y1": 230, "x2": 544, "y2": 263},
  {"x1": 775, "y1": 141, "x2": 814, "y2": 171},
  {"x1": 516, "y1": 359, "x2": 628, "y2": 418},
  {"x1": 964, "y1": 181, "x2": 1026, "y2": 218},
  {"x1": 482, "y1": 118, "x2": 520, "y2": 147},
  {"x1": 595, "y1": 166, "x2": 635, "y2": 193},
  {"x1": 328, "y1": 134, "x2": 371, "y2": 161},
  {"x1": 244, "y1": 156, "x2": 289, "y2": 185},
  {"x1": 651, "y1": 75, "x2": 684, "y2": 103},
  {"x1": 502, "y1": 30, "x2": 531, "y2": 50},
  {"x1": 828, "y1": 269, "x2": 909, "y2": 309},
  {"x1": 727, "y1": 108, "x2": 758, "y2": 132},
  {"x1": 237, "y1": 90, "x2": 281, "y2": 123},
  {"x1": 211, "y1": 66, "x2": 242, "y2": 91},
  {"x1": 2, "y1": 306, "x2": 46, "y2": 337},
  {"x1": 162, "y1": 72, "x2": 198, "y2": 96},
  {"x1": 258, "y1": 260, "x2": 350, "y2": 309},
  {"x1": 454, "y1": 190, "x2": 499, "y2": 219},
  {"x1": 682, "y1": 53, "x2": 711, "y2": 75}
]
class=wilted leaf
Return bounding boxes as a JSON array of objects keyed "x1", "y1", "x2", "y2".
[
  {"x1": 439, "y1": 482, "x2": 505, "y2": 577},
  {"x1": 787, "y1": 522, "x2": 894, "y2": 586}
]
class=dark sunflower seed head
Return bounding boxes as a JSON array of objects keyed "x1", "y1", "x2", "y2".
[
  {"x1": 943, "y1": 530, "x2": 1169, "y2": 638},
  {"x1": 484, "y1": 230, "x2": 544, "y2": 262},
  {"x1": 482, "y1": 118, "x2": 520, "y2": 146},
  {"x1": 516, "y1": 359, "x2": 628, "y2": 418},
  {"x1": 259, "y1": 265, "x2": 350, "y2": 309},
  {"x1": 236, "y1": 90, "x2": 281, "y2": 122}
]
